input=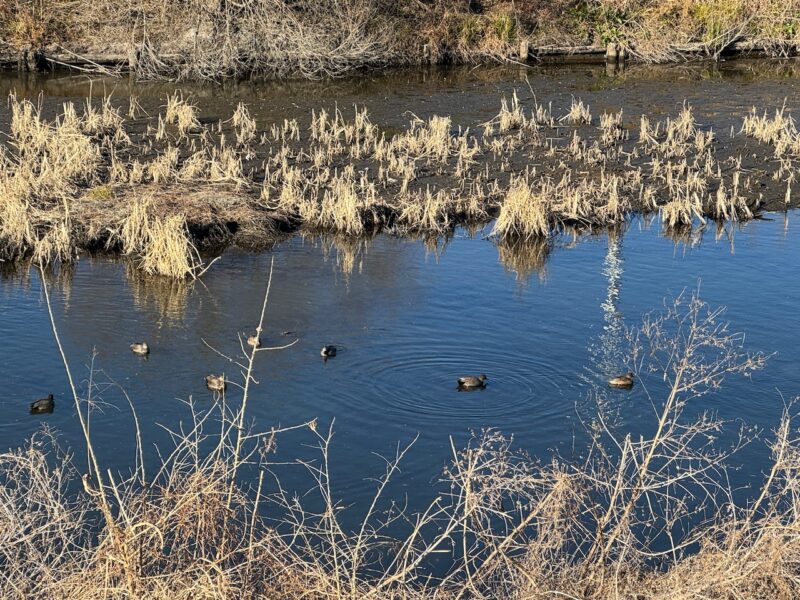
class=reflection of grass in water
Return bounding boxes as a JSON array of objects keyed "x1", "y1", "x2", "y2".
[
  {"x1": 125, "y1": 262, "x2": 191, "y2": 324},
  {"x1": 0, "y1": 261, "x2": 75, "y2": 306},
  {"x1": 422, "y1": 233, "x2": 450, "y2": 263},
  {"x1": 496, "y1": 237, "x2": 550, "y2": 283},
  {"x1": 315, "y1": 232, "x2": 372, "y2": 278},
  {"x1": 662, "y1": 220, "x2": 706, "y2": 250}
]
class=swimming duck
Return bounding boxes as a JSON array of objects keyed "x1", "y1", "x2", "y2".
[
  {"x1": 205, "y1": 375, "x2": 226, "y2": 392},
  {"x1": 247, "y1": 335, "x2": 261, "y2": 348},
  {"x1": 458, "y1": 374, "x2": 488, "y2": 389},
  {"x1": 130, "y1": 342, "x2": 150, "y2": 356},
  {"x1": 608, "y1": 372, "x2": 635, "y2": 389},
  {"x1": 320, "y1": 345, "x2": 337, "y2": 358},
  {"x1": 30, "y1": 394, "x2": 54, "y2": 414}
]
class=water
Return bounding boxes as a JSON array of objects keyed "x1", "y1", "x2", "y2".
[
  {"x1": 1, "y1": 214, "x2": 798, "y2": 512},
  {"x1": 4, "y1": 59, "x2": 800, "y2": 138},
  {"x1": 1, "y1": 62, "x2": 800, "y2": 517}
]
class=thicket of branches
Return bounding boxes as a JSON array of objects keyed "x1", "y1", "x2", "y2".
[{"x1": 3, "y1": 1, "x2": 800, "y2": 78}]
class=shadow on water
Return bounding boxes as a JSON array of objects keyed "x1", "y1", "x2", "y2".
[{"x1": 5, "y1": 58, "x2": 800, "y2": 99}]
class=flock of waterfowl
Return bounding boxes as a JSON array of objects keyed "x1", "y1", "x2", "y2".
[{"x1": 27, "y1": 341, "x2": 635, "y2": 413}]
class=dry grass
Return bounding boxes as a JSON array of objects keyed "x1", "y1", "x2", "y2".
[
  {"x1": 0, "y1": 89, "x2": 794, "y2": 276},
  {"x1": 117, "y1": 196, "x2": 200, "y2": 278},
  {"x1": 5, "y1": 0, "x2": 800, "y2": 79},
  {"x1": 2, "y1": 271, "x2": 798, "y2": 599},
  {"x1": 493, "y1": 175, "x2": 552, "y2": 240}
]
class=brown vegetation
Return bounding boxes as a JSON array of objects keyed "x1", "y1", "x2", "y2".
[
  {"x1": 0, "y1": 88, "x2": 795, "y2": 277},
  {"x1": 2, "y1": 1, "x2": 800, "y2": 78}
]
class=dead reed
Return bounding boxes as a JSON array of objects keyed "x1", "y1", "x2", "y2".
[{"x1": 0, "y1": 90, "x2": 793, "y2": 277}]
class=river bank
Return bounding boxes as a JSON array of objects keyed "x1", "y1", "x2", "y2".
[
  {"x1": 2, "y1": 0, "x2": 800, "y2": 80},
  {"x1": 2, "y1": 64, "x2": 800, "y2": 278}
]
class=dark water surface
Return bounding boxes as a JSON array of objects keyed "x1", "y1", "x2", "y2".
[
  {"x1": 1, "y1": 62, "x2": 800, "y2": 516},
  {"x1": 3, "y1": 59, "x2": 800, "y2": 133}
]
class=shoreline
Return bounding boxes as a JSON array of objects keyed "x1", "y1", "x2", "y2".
[
  {"x1": 1, "y1": 39, "x2": 797, "y2": 76},
  {"x1": 2, "y1": 84, "x2": 798, "y2": 278}
]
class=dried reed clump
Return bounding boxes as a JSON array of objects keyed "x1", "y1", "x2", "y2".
[
  {"x1": 8, "y1": 95, "x2": 100, "y2": 195},
  {"x1": 493, "y1": 175, "x2": 552, "y2": 240},
  {"x1": 661, "y1": 189, "x2": 705, "y2": 228},
  {"x1": 231, "y1": 102, "x2": 257, "y2": 146},
  {"x1": 493, "y1": 169, "x2": 634, "y2": 241},
  {"x1": 393, "y1": 115, "x2": 457, "y2": 163},
  {"x1": 139, "y1": 215, "x2": 197, "y2": 278},
  {"x1": 713, "y1": 163, "x2": 753, "y2": 222},
  {"x1": 317, "y1": 168, "x2": 378, "y2": 235},
  {"x1": 6, "y1": 280, "x2": 799, "y2": 600},
  {"x1": 164, "y1": 92, "x2": 201, "y2": 137},
  {"x1": 397, "y1": 187, "x2": 453, "y2": 233},
  {"x1": 742, "y1": 104, "x2": 800, "y2": 157},
  {"x1": 0, "y1": 95, "x2": 99, "y2": 263},
  {"x1": 561, "y1": 98, "x2": 592, "y2": 125},
  {"x1": 599, "y1": 109, "x2": 626, "y2": 146},
  {"x1": 497, "y1": 91, "x2": 526, "y2": 133},
  {"x1": 119, "y1": 197, "x2": 200, "y2": 278}
]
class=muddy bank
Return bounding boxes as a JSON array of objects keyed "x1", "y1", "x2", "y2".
[
  {"x1": 3, "y1": 0, "x2": 800, "y2": 81},
  {"x1": 2, "y1": 75, "x2": 800, "y2": 277}
]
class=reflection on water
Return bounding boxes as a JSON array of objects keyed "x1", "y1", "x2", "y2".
[
  {"x1": 5, "y1": 58, "x2": 800, "y2": 105},
  {"x1": 1, "y1": 212, "x2": 797, "y2": 521},
  {"x1": 496, "y1": 237, "x2": 550, "y2": 283},
  {"x1": 125, "y1": 263, "x2": 192, "y2": 326},
  {"x1": 315, "y1": 233, "x2": 372, "y2": 279},
  {"x1": 595, "y1": 229, "x2": 626, "y2": 379}
]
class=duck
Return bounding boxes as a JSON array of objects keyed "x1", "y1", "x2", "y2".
[
  {"x1": 320, "y1": 345, "x2": 337, "y2": 358},
  {"x1": 30, "y1": 394, "x2": 55, "y2": 414},
  {"x1": 608, "y1": 372, "x2": 635, "y2": 389},
  {"x1": 458, "y1": 374, "x2": 488, "y2": 389},
  {"x1": 247, "y1": 335, "x2": 261, "y2": 348},
  {"x1": 130, "y1": 342, "x2": 150, "y2": 356},
  {"x1": 205, "y1": 375, "x2": 226, "y2": 392}
]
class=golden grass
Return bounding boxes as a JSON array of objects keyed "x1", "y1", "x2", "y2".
[
  {"x1": 118, "y1": 196, "x2": 200, "y2": 278},
  {"x1": 164, "y1": 92, "x2": 201, "y2": 137},
  {"x1": 0, "y1": 89, "x2": 790, "y2": 274},
  {"x1": 493, "y1": 175, "x2": 552, "y2": 240}
]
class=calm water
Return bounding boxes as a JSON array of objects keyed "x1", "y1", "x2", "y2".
[
  {"x1": 1, "y1": 63, "x2": 800, "y2": 515},
  {"x1": 1, "y1": 215, "x2": 798, "y2": 511}
]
